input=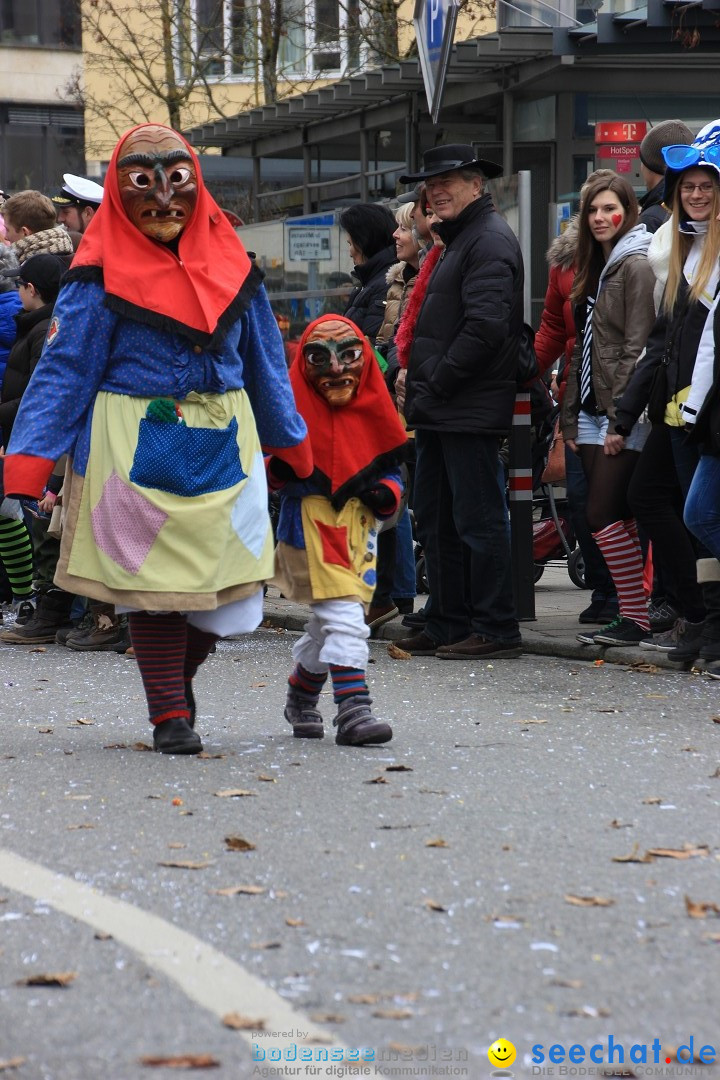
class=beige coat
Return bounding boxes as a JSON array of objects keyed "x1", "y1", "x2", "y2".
[
  {"x1": 375, "y1": 261, "x2": 417, "y2": 349},
  {"x1": 561, "y1": 246, "x2": 656, "y2": 439}
]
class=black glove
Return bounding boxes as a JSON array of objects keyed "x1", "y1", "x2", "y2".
[
  {"x1": 359, "y1": 485, "x2": 395, "y2": 514},
  {"x1": 267, "y1": 456, "x2": 298, "y2": 490}
]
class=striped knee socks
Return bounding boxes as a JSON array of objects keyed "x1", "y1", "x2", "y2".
[
  {"x1": 592, "y1": 520, "x2": 650, "y2": 631},
  {"x1": 128, "y1": 611, "x2": 190, "y2": 725},
  {"x1": 329, "y1": 665, "x2": 368, "y2": 703},
  {"x1": 0, "y1": 516, "x2": 34, "y2": 599}
]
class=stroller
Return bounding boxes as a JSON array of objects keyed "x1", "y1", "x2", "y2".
[{"x1": 532, "y1": 403, "x2": 586, "y2": 589}]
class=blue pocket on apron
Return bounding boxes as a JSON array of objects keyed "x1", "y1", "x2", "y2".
[{"x1": 129, "y1": 416, "x2": 246, "y2": 496}]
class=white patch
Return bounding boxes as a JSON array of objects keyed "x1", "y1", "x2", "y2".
[{"x1": 230, "y1": 450, "x2": 270, "y2": 559}]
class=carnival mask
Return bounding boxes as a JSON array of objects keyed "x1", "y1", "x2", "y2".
[
  {"x1": 303, "y1": 319, "x2": 366, "y2": 407},
  {"x1": 117, "y1": 125, "x2": 198, "y2": 243}
]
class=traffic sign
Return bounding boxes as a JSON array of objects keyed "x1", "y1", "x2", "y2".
[
  {"x1": 414, "y1": 0, "x2": 459, "y2": 124},
  {"x1": 287, "y1": 226, "x2": 332, "y2": 262}
]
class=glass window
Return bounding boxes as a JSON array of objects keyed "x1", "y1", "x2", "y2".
[
  {"x1": 314, "y1": 0, "x2": 340, "y2": 70},
  {"x1": 277, "y1": 0, "x2": 306, "y2": 74},
  {"x1": 196, "y1": 0, "x2": 225, "y2": 76},
  {"x1": 0, "y1": 0, "x2": 80, "y2": 47},
  {"x1": 230, "y1": 0, "x2": 256, "y2": 76}
]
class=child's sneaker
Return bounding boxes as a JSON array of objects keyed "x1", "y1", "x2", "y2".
[
  {"x1": 334, "y1": 695, "x2": 392, "y2": 746},
  {"x1": 577, "y1": 613, "x2": 623, "y2": 645},
  {"x1": 11, "y1": 597, "x2": 36, "y2": 625},
  {"x1": 284, "y1": 686, "x2": 324, "y2": 739}
]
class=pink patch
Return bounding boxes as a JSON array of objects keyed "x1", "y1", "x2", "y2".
[
  {"x1": 91, "y1": 471, "x2": 167, "y2": 574},
  {"x1": 611, "y1": 213, "x2": 623, "y2": 227}
]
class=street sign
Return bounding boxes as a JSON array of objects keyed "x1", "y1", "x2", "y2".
[
  {"x1": 414, "y1": 0, "x2": 459, "y2": 125},
  {"x1": 287, "y1": 226, "x2": 332, "y2": 262},
  {"x1": 594, "y1": 121, "x2": 647, "y2": 144}
]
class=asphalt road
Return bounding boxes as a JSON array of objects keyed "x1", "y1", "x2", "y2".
[{"x1": 0, "y1": 628, "x2": 718, "y2": 1080}]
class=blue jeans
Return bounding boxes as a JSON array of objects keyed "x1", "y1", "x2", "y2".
[
  {"x1": 413, "y1": 429, "x2": 519, "y2": 644},
  {"x1": 684, "y1": 453, "x2": 720, "y2": 560},
  {"x1": 392, "y1": 506, "x2": 417, "y2": 600}
]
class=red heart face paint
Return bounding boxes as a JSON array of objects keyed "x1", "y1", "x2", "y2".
[{"x1": 611, "y1": 213, "x2": 623, "y2": 227}]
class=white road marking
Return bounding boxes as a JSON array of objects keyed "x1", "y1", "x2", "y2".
[{"x1": 0, "y1": 848, "x2": 349, "y2": 1075}]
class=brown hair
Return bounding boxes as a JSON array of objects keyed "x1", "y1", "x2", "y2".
[
  {"x1": 571, "y1": 174, "x2": 639, "y2": 303},
  {"x1": 663, "y1": 171, "x2": 720, "y2": 314},
  {"x1": 3, "y1": 190, "x2": 56, "y2": 235}
]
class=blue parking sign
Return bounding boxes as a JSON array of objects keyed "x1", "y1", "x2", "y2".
[{"x1": 414, "y1": 0, "x2": 459, "y2": 123}]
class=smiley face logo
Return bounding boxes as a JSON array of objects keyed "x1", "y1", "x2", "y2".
[{"x1": 488, "y1": 1039, "x2": 516, "y2": 1068}]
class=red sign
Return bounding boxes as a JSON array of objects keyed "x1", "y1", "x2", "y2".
[
  {"x1": 597, "y1": 144, "x2": 640, "y2": 159},
  {"x1": 595, "y1": 121, "x2": 647, "y2": 144}
]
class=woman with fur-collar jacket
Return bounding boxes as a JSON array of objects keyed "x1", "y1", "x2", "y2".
[{"x1": 534, "y1": 215, "x2": 578, "y2": 401}]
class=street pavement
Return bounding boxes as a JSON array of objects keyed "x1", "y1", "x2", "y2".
[{"x1": 0, "y1": 568, "x2": 718, "y2": 1080}]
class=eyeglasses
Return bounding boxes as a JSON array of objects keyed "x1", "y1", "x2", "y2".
[
  {"x1": 662, "y1": 143, "x2": 720, "y2": 170},
  {"x1": 679, "y1": 182, "x2": 715, "y2": 195}
]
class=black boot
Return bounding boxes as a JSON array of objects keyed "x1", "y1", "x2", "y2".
[
  {"x1": 334, "y1": 695, "x2": 392, "y2": 746},
  {"x1": 153, "y1": 717, "x2": 203, "y2": 755},
  {"x1": 0, "y1": 588, "x2": 74, "y2": 644}
]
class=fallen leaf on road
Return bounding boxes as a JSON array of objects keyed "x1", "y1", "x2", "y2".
[
  {"x1": 66, "y1": 824, "x2": 95, "y2": 831},
  {"x1": 214, "y1": 789, "x2": 256, "y2": 798},
  {"x1": 104, "y1": 743, "x2": 129, "y2": 749},
  {"x1": 550, "y1": 979, "x2": 584, "y2": 989},
  {"x1": 224, "y1": 836, "x2": 256, "y2": 852},
  {"x1": 595, "y1": 708, "x2": 620, "y2": 713},
  {"x1": 385, "y1": 764, "x2": 413, "y2": 772},
  {"x1": 140, "y1": 1055, "x2": 220, "y2": 1068},
  {"x1": 256, "y1": 775, "x2": 276, "y2": 783},
  {"x1": 158, "y1": 860, "x2": 214, "y2": 870},
  {"x1": 249, "y1": 941, "x2": 281, "y2": 950},
  {"x1": 680, "y1": 746, "x2": 698, "y2": 753},
  {"x1": 684, "y1": 895, "x2": 720, "y2": 919},
  {"x1": 710, "y1": 768, "x2": 720, "y2": 779},
  {"x1": 37, "y1": 728, "x2": 53, "y2": 734},
  {"x1": 423, "y1": 899, "x2": 447, "y2": 913},
  {"x1": 647, "y1": 845, "x2": 709, "y2": 859},
  {"x1": 703, "y1": 932, "x2": 720, "y2": 942},
  {"x1": 713, "y1": 717, "x2": 720, "y2": 725},
  {"x1": 612, "y1": 845, "x2": 654, "y2": 864},
  {"x1": 387, "y1": 643, "x2": 412, "y2": 659},
  {"x1": 565, "y1": 894, "x2": 615, "y2": 907},
  {"x1": 72, "y1": 718, "x2": 95, "y2": 726},
  {"x1": 609, "y1": 820, "x2": 633, "y2": 829},
  {"x1": 211, "y1": 885, "x2": 265, "y2": 896},
  {"x1": 168, "y1": 843, "x2": 186, "y2": 850},
  {"x1": 419, "y1": 788, "x2": 447, "y2": 795},
  {"x1": 512, "y1": 717, "x2": 547, "y2": 724},
  {"x1": 94, "y1": 932, "x2": 113, "y2": 941},
  {"x1": 425, "y1": 838, "x2": 448, "y2": 848},
  {"x1": 17, "y1": 972, "x2": 76, "y2": 987},
  {"x1": 371, "y1": 1008, "x2": 413, "y2": 1020},
  {"x1": 285, "y1": 917, "x2": 305, "y2": 927},
  {"x1": 249, "y1": 682, "x2": 267, "y2": 688},
  {"x1": 222, "y1": 1013, "x2": 264, "y2": 1030},
  {"x1": 627, "y1": 660, "x2": 661, "y2": 673},
  {"x1": 0, "y1": 1059, "x2": 26, "y2": 1072},
  {"x1": 564, "y1": 1006, "x2": 611, "y2": 1018},
  {"x1": 364, "y1": 776, "x2": 388, "y2": 785},
  {"x1": 347, "y1": 993, "x2": 382, "y2": 1004},
  {"x1": 132, "y1": 742, "x2": 153, "y2": 752},
  {"x1": 311, "y1": 1012, "x2": 346, "y2": 1024},
  {"x1": 642, "y1": 797, "x2": 663, "y2": 805},
  {"x1": 29, "y1": 647, "x2": 47, "y2": 653},
  {"x1": 197, "y1": 752, "x2": 224, "y2": 759}
]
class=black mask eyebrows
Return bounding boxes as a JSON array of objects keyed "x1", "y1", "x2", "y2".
[{"x1": 118, "y1": 149, "x2": 193, "y2": 169}]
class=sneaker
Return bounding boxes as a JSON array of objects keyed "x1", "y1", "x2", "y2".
[
  {"x1": 577, "y1": 614, "x2": 622, "y2": 645},
  {"x1": 11, "y1": 597, "x2": 36, "y2": 626},
  {"x1": 578, "y1": 598, "x2": 619, "y2": 624},
  {"x1": 393, "y1": 630, "x2": 440, "y2": 656},
  {"x1": 703, "y1": 660, "x2": 720, "y2": 680},
  {"x1": 284, "y1": 686, "x2": 324, "y2": 739},
  {"x1": 666, "y1": 620, "x2": 712, "y2": 664},
  {"x1": 334, "y1": 694, "x2": 392, "y2": 746},
  {"x1": 640, "y1": 618, "x2": 704, "y2": 653},
  {"x1": 435, "y1": 633, "x2": 523, "y2": 660},
  {"x1": 592, "y1": 617, "x2": 648, "y2": 646},
  {"x1": 365, "y1": 603, "x2": 399, "y2": 631},
  {"x1": 648, "y1": 599, "x2": 679, "y2": 633}
]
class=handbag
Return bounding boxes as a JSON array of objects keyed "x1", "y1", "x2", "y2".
[{"x1": 541, "y1": 418, "x2": 565, "y2": 484}]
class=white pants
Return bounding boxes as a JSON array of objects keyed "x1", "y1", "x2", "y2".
[
  {"x1": 292, "y1": 599, "x2": 370, "y2": 673},
  {"x1": 116, "y1": 587, "x2": 264, "y2": 637}
]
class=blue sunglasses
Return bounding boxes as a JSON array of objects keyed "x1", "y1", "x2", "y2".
[{"x1": 662, "y1": 143, "x2": 720, "y2": 170}]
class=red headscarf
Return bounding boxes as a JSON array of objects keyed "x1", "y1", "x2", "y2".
[
  {"x1": 70, "y1": 123, "x2": 259, "y2": 346},
  {"x1": 290, "y1": 315, "x2": 407, "y2": 506}
]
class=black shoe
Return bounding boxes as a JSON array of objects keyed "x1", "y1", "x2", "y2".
[
  {"x1": 393, "y1": 598, "x2": 415, "y2": 616},
  {"x1": 1, "y1": 589, "x2": 74, "y2": 644},
  {"x1": 435, "y1": 633, "x2": 523, "y2": 660},
  {"x1": 152, "y1": 717, "x2": 203, "y2": 755},
  {"x1": 334, "y1": 695, "x2": 392, "y2": 746},
  {"x1": 648, "y1": 599, "x2": 679, "y2": 633},
  {"x1": 402, "y1": 610, "x2": 427, "y2": 629},
  {"x1": 578, "y1": 598, "x2": 618, "y2": 624},
  {"x1": 592, "y1": 617, "x2": 647, "y2": 646}
]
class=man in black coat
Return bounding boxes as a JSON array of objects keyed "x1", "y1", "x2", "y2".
[{"x1": 395, "y1": 143, "x2": 524, "y2": 659}]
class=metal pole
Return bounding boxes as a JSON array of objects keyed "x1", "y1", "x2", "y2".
[{"x1": 510, "y1": 169, "x2": 535, "y2": 621}]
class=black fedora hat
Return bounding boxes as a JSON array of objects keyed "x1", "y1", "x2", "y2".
[{"x1": 399, "y1": 142, "x2": 502, "y2": 183}]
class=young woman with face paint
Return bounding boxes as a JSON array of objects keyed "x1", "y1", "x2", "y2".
[
  {"x1": 3, "y1": 124, "x2": 312, "y2": 755},
  {"x1": 611, "y1": 122, "x2": 720, "y2": 664},
  {"x1": 560, "y1": 173, "x2": 657, "y2": 647}
]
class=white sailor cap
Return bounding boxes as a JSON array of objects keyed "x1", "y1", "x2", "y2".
[{"x1": 51, "y1": 173, "x2": 104, "y2": 207}]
